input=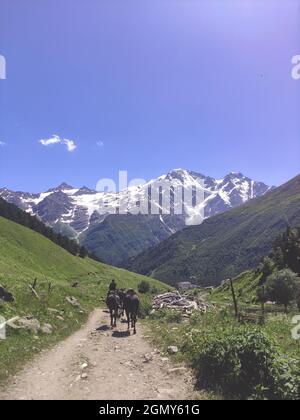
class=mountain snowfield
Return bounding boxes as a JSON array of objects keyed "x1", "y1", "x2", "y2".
[
  {"x1": 0, "y1": 170, "x2": 273, "y2": 265},
  {"x1": 0, "y1": 170, "x2": 272, "y2": 235}
]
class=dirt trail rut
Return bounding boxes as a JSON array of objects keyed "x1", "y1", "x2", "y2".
[{"x1": 0, "y1": 309, "x2": 196, "y2": 400}]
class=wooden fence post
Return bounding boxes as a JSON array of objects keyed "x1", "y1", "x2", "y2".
[
  {"x1": 229, "y1": 277, "x2": 239, "y2": 318},
  {"x1": 261, "y1": 285, "x2": 266, "y2": 324}
]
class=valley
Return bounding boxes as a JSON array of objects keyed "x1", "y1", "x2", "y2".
[
  {"x1": 1, "y1": 0, "x2": 299, "y2": 402},
  {"x1": 0, "y1": 170, "x2": 272, "y2": 266},
  {"x1": 126, "y1": 174, "x2": 300, "y2": 286},
  {"x1": 0, "y1": 173, "x2": 299, "y2": 400}
]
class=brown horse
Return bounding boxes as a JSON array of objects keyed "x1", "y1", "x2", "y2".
[
  {"x1": 123, "y1": 289, "x2": 140, "y2": 334},
  {"x1": 117, "y1": 289, "x2": 126, "y2": 317},
  {"x1": 106, "y1": 292, "x2": 120, "y2": 328}
]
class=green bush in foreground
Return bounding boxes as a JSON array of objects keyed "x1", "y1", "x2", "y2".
[{"x1": 192, "y1": 328, "x2": 299, "y2": 400}]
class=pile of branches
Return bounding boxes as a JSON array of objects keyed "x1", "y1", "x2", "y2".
[{"x1": 152, "y1": 291, "x2": 209, "y2": 314}]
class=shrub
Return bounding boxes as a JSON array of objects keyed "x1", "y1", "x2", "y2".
[
  {"x1": 150, "y1": 286, "x2": 159, "y2": 295},
  {"x1": 265, "y1": 269, "x2": 300, "y2": 312},
  {"x1": 192, "y1": 328, "x2": 299, "y2": 400},
  {"x1": 138, "y1": 280, "x2": 151, "y2": 294},
  {"x1": 257, "y1": 257, "x2": 274, "y2": 283}
]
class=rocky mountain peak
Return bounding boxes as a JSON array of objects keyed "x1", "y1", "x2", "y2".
[
  {"x1": 74, "y1": 186, "x2": 97, "y2": 196},
  {"x1": 47, "y1": 183, "x2": 74, "y2": 192},
  {"x1": 0, "y1": 170, "x2": 273, "y2": 237}
]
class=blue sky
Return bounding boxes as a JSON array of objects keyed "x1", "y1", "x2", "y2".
[{"x1": 0, "y1": 0, "x2": 299, "y2": 192}]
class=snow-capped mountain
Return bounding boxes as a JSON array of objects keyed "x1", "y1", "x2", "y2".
[
  {"x1": 0, "y1": 170, "x2": 273, "y2": 237},
  {"x1": 0, "y1": 170, "x2": 273, "y2": 266}
]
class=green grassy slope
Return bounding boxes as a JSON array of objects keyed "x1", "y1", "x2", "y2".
[
  {"x1": 0, "y1": 216, "x2": 169, "y2": 382},
  {"x1": 125, "y1": 174, "x2": 300, "y2": 286},
  {"x1": 210, "y1": 271, "x2": 262, "y2": 305}
]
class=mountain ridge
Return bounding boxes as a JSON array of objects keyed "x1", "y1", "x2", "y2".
[
  {"x1": 0, "y1": 169, "x2": 273, "y2": 233},
  {"x1": 123, "y1": 174, "x2": 300, "y2": 286},
  {"x1": 0, "y1": 169, "x2": 273, "y2": 265}
]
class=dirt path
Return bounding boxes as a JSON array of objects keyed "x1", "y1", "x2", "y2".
[{"x1": 0, "y1": 309, "x2": 196, "y2": 400}]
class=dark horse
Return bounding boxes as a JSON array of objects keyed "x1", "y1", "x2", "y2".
[
  {"x1": 106, "y1": 291, "x2": 120, "y2": 328},
  {"x1": 117, "y1": 289, "x2": 126, "y2": 317},
  {"x1": 123, "y1": 289, "x2": 140, "y2": 334}
]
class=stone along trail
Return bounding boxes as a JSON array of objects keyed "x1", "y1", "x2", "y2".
[{"x1": 0, "y1": 309, "x2": 197, "y2": 400}]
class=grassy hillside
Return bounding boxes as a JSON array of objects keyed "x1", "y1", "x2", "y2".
[
  {"x1": 0, "y1": 216, "x2": 169, "y2": 382},
  {"x1": 210, "y1": 271, "x2": 262, "y2": 305},
  {"x1": 0, "y1": 196, "x2": 85, "y2": 258},
  {"x1": 125, "y1": 174, "x2": 300, "y2": 286}
]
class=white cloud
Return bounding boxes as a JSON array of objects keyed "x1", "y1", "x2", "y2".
[
  {"x1": 39, "y1": 135, "x2": 77, "y2": 152},
  {"x1": 0, "y1": 141, "x2": 6, "y2": 147},
  {"x1": 63, "y1": 138, "x2": 77, "y2": 152},
  {"x1": 39, "y1": 135, "x2": 61, "y2": 147}
]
